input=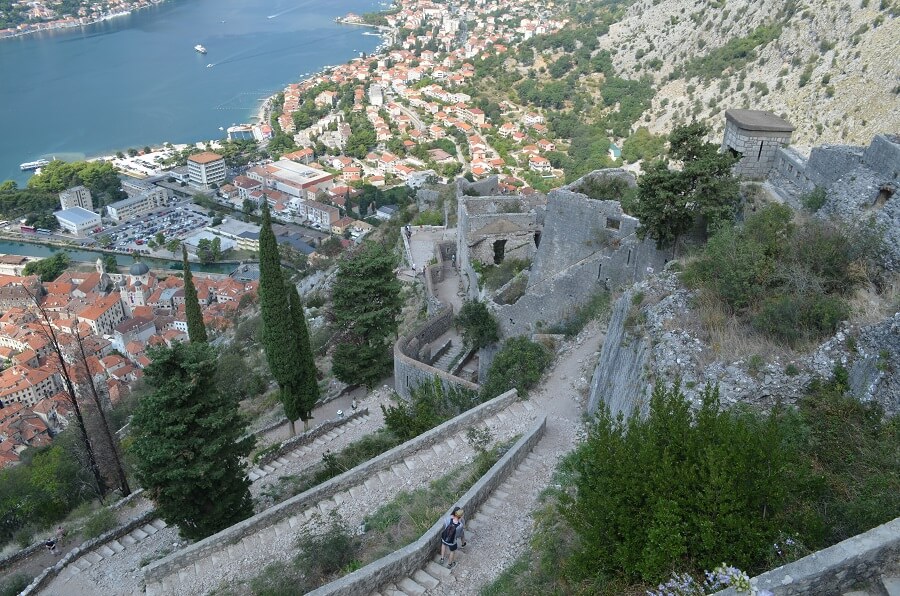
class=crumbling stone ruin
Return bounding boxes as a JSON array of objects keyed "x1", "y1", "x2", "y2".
[
  {"x1": 768, "y1": 133, "x2": 900, "y2": 268},
  {"x1": 455, "y1": 171, "x2": 669, "y2": 337}
]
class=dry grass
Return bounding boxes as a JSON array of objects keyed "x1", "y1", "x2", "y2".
[
  {"x1": 687, "y1": 290, "x2": 795, "y2": 365},
  {"x1": 848, "y1": 272, "x2": 900, "y2": 326}
]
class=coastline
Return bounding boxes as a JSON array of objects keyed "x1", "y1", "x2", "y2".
[
  {"x1": 252, "y1": 17, "x2": 396, "y2": 127},
  {"x1": 0, "y1": 0, "x2": 170, "y2": 41}
]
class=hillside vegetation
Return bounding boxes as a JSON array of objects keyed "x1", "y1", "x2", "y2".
[{"x1": 596, "y1": 0, "x2": 899, "y2": 145}]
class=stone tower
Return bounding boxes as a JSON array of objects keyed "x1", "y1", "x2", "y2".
[{"x1": 722, "y1": 109, "x2": 794, "y2": 179}]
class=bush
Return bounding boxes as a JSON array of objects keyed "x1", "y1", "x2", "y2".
[
  {"x1": 753, "y1": 293, "x2": 849, "y2": 346},
  {"x1": 481, "y1": 337, "x2": 552, "y2": 400},
  {"x1": 547, "y1": 291, "x2": 611, "y2": 337},
  {"x1": 383, "y1": 378, "x2": 482, "y2": 442},
  {"x1": 0, "y1": 574, "x2": 31, "y2": 596},
  {"x1": 295, "y1": 515, "x2": 360, "y2": 588},
  {"x1": 82, "y1": 508, "x2": 117, "y2": 539},
  {"x1": 559, "y1": 381, "x2": 808, "y2": 583},
  {"x1": 455, "y1": 300, "x2": 500, "y2": 349},
  {"x1": 801, "y1": 186, "x2": 827, "y2": 211}
]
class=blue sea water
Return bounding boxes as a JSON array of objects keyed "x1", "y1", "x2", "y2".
[{"x1": 0, "y1": 0, "x2": 381, "y2": 185}]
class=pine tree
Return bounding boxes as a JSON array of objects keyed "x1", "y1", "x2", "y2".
[
  {"x1": 258, "y1": 202, "x2": 305, "y2": 435},
  {"x1": 129, "y1": 342, "x2": 254, "y2": 540},
  {"x1": 332, "y1": 242, "x2": 403, "y2": 387},
  {"x1": 182, "y1": 245, "x2": 207, "y2": 343},
  {"x1": 285, "y1": 284, "x2": 320, "y2": 431}
]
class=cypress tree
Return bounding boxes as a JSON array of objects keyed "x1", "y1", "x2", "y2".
[
  {"x1": 258, "y1": 202, "x2": 303, "y2": 434},
  {"x1": 286, "y1": 284, "x2": 320, "y2": 431},
  {"x1": 129, "y1": 342, "x2": 254, "y2": 540},
  {"x1": 182, "y1": 245, "x2": 208, "y2": 343}
]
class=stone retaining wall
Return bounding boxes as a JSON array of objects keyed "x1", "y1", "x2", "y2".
[
  {"x1": 144, "y1": 389, "x2": 520, "y2": 584},
  {"x1": 307, "y1": 416, "x2": 547, "y2": 596},
  {"x1": 716, "y1": 517, "x2": 900, "y2": 596},
  {"x1": 256, "y1": 408, "x2": 369, "y2": 467},
  {"x1": 22, "y1": 510, "x2": 157, "y2": 595}
]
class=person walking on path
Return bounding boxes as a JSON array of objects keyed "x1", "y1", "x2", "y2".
[
  {"x1": 45, "y1": 537, "x2": 59, "y2": 555},
  {"x1": 439, "y1": 507, "x2": 464, "y2": 569},
  {"x1": 444, "y1": 506, "x2": 467, "y2": 548}
]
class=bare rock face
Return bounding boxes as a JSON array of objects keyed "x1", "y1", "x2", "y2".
[{"x1": 589, "y1": 269, "x2": 899, "y2": 417}]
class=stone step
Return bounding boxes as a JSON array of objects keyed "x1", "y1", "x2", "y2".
[
  {"x1": 248, "y1": 471, "x2": 261, "y2": 482},
  {"x1": 98, "y1": 545, "x2": 116, "y2": 557},
  {"x1": 130, "y1": 528, "x2": 149, "y2": 541},
  {"x1": 119, "y1": 534, "x2": 136, "y2": 547},
  {"x1": 883, "y1": 577, "x2": 900, "y2": 596},
  {"x1": 261, "y1": 464, "x2": 276, "y2": 473},
  {"x1": 276, "y1": 457, "x2": 289, "y2": 465},
  {"x1": 151, "y1": 519, "x2": 167, "y2": 530},
  {"x1": 109, "y1": 540, "x2": 125, "y2": 553},
  {"x1": 398, "y1": 577, "x2": 426, "y2": 595},
  {"x1": 73, "y1": 558, "x2": 92, "y2": 570},
  {"x1": 270, "y1": 460, "x2": 283, "y2": 468},
  {"x1": 842, "y1": 592, "x2": 871, "y2": 596},
  {"x1": 425, "y1": 561, "x2": 452, "y2": 579},
  {"x1": 412, "y1": 569, "x2": 439, "y2": 590},
  {"x1": 142, "y1": 523, "x2": 159, "y2": 535},
  {"x1": 85, "y1": 551, "x2": 104, "y2": 564}
]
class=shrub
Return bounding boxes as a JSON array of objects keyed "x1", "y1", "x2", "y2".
[
  {"x1": 560, "y1": 381, "x2": 808, "y2": 583},
  {"x1": 753, "y1": 293, "x2": 849, "y2": 345},
  {"x1": 383, "y1": 378, "x2": 481, "y2": 442},
  {"x1": 802, "y1": 187, "x2": 827, "y2": 211},
  {"x1": 82, "y1": 508, "x2": 117, "y2": 539},
  {"x1": 455, "y1": 300, "x2": 500, "y2": 349},
  {"x1": 547, "y1": 291, "x2": 611, "y2": 337},
  {"x1": 0, "y1": 574, "x2": 31, "y2": 596},
  {"x1": 480, "y1": 337, "x2": 553, "y2": 400},
  {"x1": 295, "y1": 515, "x2": 360, "y2": 588}
]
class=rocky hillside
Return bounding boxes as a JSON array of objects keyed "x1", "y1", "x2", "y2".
[{"x1": 597, "y1": 0, "x2": 900, "y2": 145}]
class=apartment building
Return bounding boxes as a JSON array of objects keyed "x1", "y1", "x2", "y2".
[
  {"x1": 187, "y1": 152, "x2": 226, "y2": 188},
  {"x1": 106, "y1": 187, "x2": 167, "y2": 222},
  {"x1": 59, "y1": 185, "x2": 93, "y2": 211}
]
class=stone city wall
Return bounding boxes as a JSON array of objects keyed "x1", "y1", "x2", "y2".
[
  {"x1": 771, "y1": 148, "x2": 815, "y2": 195},
  {"x1": 862, "y1": 134, "x2": 900, "y2": 180},
  {"x1": 306, "y1": 416, "x2": 547, "y2": 596},
  {"x1": 715, "y1": 517, "x2": 900, "y2": 596},
  {"x1": 144, "y1": 389, "x2": 520, "y2": 584},
  {"x1": 587, "y1": 290, "x2": 651, "y2": 417},
  {"x1": 805, "y1": 144, "x2": 864, "y2": 188},
  {"x1": 495, "y1": 189, "x2": 667, "y2": 337},
  {"x1": 256, "y1": 408, "x2": 369, "y2": 468}
]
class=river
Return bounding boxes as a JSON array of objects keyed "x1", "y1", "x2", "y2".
[
  {"x1": 0, "y1": 238, "x2": 236, "y2": 274},
  {"x1": 0, "y1": 0, "x2": 382, "y2": 185}
]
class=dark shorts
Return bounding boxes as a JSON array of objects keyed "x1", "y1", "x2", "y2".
[{"x1": 441, "y1": 540, "x2": 458, "y2": 551}]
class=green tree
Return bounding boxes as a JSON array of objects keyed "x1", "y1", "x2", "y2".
[
  {"x1": 284, "y1": 284, "x2": 320, "y2": 431},
  {"x1": 242, "y1": 198, "x2": 256, "y2": 216},
  {"x1": 331, "y1": 242, "x2": 403, "y2": 387},
  {"x1": 382, "y1": 378, "x2": 481, "y2": 441},
  {"x1": 560, "y1": 381, "x2": 807, "y2": 583},
  {"x1": 101, "y1": 254, "x2": 118, "y2": 273},
  {"x1": 166, "y1": 238, "x2": 182, "y2": 257},
  {"x1": 633, "y1": 123, "x2": 739, "y2": 248},
  {"x1": 182, "y1": 245, "x2": 208, "y2": 343},
  {"x1": 480, "y1": 336, "x2": 552, "y2": 400},
  {"x1": 455, "y1": 300, "x2": 500, "y2": 350},
  {"x1": 129, "y1": 342, "x2": 254, "y2": 540},
  {"x1": 23, "y1": 252, "x2": 70, "y2": 281},
  {"x1": 154, "y1": 232, "x2": 165, "y2": 246},
  {"x1": 258, "y1": 203, "x2": 312, "y2": 435}
]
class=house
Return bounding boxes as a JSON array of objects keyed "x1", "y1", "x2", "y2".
[
  {"x1": 376, "y1": 204, "x2": 399, "y2": 220},
  {"x1": 528, "y1": 155, "x2": 552, "y2": 174},
  {"x1": 331, "y1": 217, "x2": 357, "y2": 235},
  {"x1": 537, "y1": 139, "x2": 556, "y2": 152}
]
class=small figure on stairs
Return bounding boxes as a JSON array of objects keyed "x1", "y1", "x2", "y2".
[{"x1": 439, "y1": 507, "x2": 465, "y2": 569}]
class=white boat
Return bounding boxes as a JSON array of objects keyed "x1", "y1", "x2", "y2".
[
  {"x1": 195, "y1": 44, "x2": 207, "y2": 54},
  {"x1": 20, "y1": 159, "x2": 50, "y2": 171},
  {"x1": 206, "y1": 63, "x2": 214, "y2": 68}
]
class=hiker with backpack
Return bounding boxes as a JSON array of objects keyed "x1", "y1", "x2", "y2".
[{"x1": 439, "y1": 507, "x2": 464, "y2": 569}]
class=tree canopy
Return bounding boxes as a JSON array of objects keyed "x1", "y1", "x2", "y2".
[
  {"x1": 27, "y1": 160, "x2": 126, "y2": 206},
  {"x1": 632, "y1": 123, "x2": 739, "y2": 248},
  {"x1": 455, "y1": 300, "x2": 500, "y2": 350},
  {"x1": 129, "y1": 342, "x2": 254, "y2": 540},
  {"x1": 480, "y1": 336, "x2": 552, "y2": 400},
  {"x1": 182, "y1": 245, "x2": 208, "y2": 343},
  {"x1": 331, "y1": 242, "x2": 403, "y2": 387},
  {"x1": 23, "y1": 252, "x2": 70, "y2": 281}
]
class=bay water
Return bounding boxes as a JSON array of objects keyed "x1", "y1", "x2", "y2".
[{"x1": 0, "y1": 0, "x2": 381, "y2": 185}]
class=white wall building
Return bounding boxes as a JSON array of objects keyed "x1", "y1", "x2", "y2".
[
  {"x1": 59, "y1": 186, "x2": 94, "y2": 211},
  {"x1": 187, "y1": 152, "x2": 226, "y2": 188},
  {"x1": 106, "y1": 189, "x2": 167, "y2": 222},
  {"x1": 54, "y1": 207, "x2": 101, "y2": 235}
]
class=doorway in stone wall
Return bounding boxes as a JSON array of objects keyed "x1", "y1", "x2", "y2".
[{"x1": 493, "y1": 239, "x2": 506, "y2": 264}]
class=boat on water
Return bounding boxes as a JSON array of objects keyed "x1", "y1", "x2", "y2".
[
  {"x1": 20, "y1": 159, "x2": 50, "y2": 171},
  {"x1": 206, "y1": 63, "x2": 214, "y2": 68},
  {"x1": 195, "y1": 44, "x2": 207, "y2": 54}
]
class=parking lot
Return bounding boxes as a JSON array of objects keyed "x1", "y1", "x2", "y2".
[{"x1": 87, "y1": 201, "x2": 212, "y2": 256}]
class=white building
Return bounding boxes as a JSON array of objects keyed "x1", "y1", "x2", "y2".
[
  {"x1": 187, "y1": 152, "x2": 226, "y2": 188},
  {"x1": 59, "y1": 186, "x2": 94, "y2": 211},
  {"x1": 54, "y1": 207, "x2": 101, "y2": 235},
  {"x1": 368, "y1": 84, "x2": 384, "y2": 107},
  {"x1": 106, "y1": 189, "x2": 167, "y2": 222}
]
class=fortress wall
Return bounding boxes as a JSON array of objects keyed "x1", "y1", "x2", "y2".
[
  {"x1": 805, "y1": 145, "x2": 864, "y2": 188},
  {"x1": 862, "y1": 134, "x2": 900, "y2": 180}
]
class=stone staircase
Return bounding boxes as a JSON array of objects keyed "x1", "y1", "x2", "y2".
[
  {"x1": 368, "y1": 444, "x2": 547, "y2": 596},
  {"x1": 58, "y1": 519, "x2": 168, "y2": 584},
  {"x1": 843, "y1": 576, "x2": 900, "y2": 596},
  {"x1": 143, "y1": 398, "x2": 538, "y2": 596},
  {"x1": 431, "y1": 342, "x2": 466, "y2": 373},
  {"x1": 247, "y1": 412, "x2": 372, "y2": 481}
]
